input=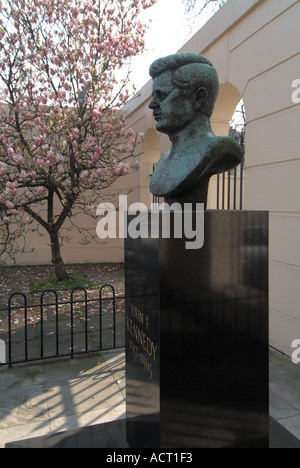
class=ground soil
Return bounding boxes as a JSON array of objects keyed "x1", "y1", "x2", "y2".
[{"x1": 0, "y1": 263, "x2": 125, "y2": 308}]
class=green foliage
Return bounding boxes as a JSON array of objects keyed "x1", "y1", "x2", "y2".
[{"x1": 29, "y1": 276, "x2": 98, "y2": 293}]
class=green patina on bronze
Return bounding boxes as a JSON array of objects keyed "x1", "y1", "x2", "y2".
[{"x1": 149, "y1": 53, "x2": 244, "y2": 206}]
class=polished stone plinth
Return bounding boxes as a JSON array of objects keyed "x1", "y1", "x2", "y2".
[{"x1": 125, "y1": 210, "x2": 269, "y2": 448}]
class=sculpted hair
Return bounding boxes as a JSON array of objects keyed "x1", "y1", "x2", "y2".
[
  {"x1": 149, "y1": 53, "x2": 214, "y2": 77},
  {"x1": 149, "y1": 53, "x2": 219, "y2": 117}
]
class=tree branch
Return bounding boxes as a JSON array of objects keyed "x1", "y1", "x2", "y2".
[{"x1": 23, "y1": 204, "x2": 49, "y2": 232}]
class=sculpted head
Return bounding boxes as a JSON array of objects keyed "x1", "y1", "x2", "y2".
[{"x1": 149, "y1": 53, "x2": 219, "y2": 134}]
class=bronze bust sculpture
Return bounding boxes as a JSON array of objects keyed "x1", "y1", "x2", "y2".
[{"x1": 149, "y1": 53, "x2": 244, "y2": 206}]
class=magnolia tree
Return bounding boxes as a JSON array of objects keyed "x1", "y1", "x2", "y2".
[{"x1": 0, "y1": 0, "x2": 156, "y2": 280}]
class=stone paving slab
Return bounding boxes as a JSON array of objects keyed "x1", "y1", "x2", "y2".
[
  {"x1": 0, "y1": 349, "x2": 126, "y2": 448},
  {"x1": 269, "y1": 347, "x2": 300, "y2": 441}
]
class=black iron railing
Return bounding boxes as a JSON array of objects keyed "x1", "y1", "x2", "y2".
[
  {"x1": 0, "y1": 284, "x2": 125, "y2": 367},
  {"x1": 216, "y1": 160, "x2": 245, "y2": 210}
]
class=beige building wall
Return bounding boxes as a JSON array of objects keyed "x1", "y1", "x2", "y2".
[
  {"x1": 13, "y1": 212, "x2": 124, "y2": 266},
  {"x1": 238, "y1": 1, "x2": 300, "y2": 357},
  {"x1": 11, "y1": 0, "x2": 300, "y2": 356}
]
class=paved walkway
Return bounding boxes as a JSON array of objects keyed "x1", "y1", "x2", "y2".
[
  {"x1": 270, "y1": 347, "x2": 300, "y2": 441},
  {"x1": 0, "y1": 349, "x2": 126, "y2": 448},
  {"x1": 0, "y1": 347, "x2": 299, "y2": 448}
]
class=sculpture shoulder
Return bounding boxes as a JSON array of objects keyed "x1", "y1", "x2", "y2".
[
  {"x1": 155, "y1": 150, "x2": 170, "y2": 165},
  {"x1": 150, "y1": 135, "x2": 244, "y2": 198},
  {"x1": 205, "y1": 135, "x2": 243, "y2": 155},
  {"x1": 203, "y1": 135, "x2": 244, "y2": 175}
]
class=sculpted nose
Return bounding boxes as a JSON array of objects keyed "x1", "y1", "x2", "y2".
[{"x1": 149, "y1": 96, "x2": 158, "y2": 110}]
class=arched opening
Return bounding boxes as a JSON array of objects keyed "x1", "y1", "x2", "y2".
[
  {"x1": 207, "y1": 84, "x2": 246, "y2": 210},
  {"x1": 210, "y1": 83, "x2": 242, "y2": 136}
]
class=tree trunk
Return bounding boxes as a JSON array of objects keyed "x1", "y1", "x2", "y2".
[{"x1": 49, "y1": 230, "x2": 69, "y2": 281}]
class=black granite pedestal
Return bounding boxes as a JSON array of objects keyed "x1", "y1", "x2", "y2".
[{"x1": 125, "y1": 210, "x2": 269, "y2": 448}]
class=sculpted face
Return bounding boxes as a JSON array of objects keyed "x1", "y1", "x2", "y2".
[{"x1": 149, "y1": 71, "x2": 197, "y2": 135}]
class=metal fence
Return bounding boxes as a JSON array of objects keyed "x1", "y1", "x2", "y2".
[
  {"x1": 216, "y1": 160, "x2": 245, "y2": 210},
  {"x1": 0, "y1": 285, "x2": 125, "y2": 367}
]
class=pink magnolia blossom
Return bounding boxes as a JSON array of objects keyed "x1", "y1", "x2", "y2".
[
  {"x1": 17, "y1": 155, "x2": 24, "y2": 164},
  {"x1": 47, "y1": 150, "x2": 54, "y2": 160},
  {"x1": 127, "y1": 128, "x2": 135, "y2": 137},
  {"x1": 95, "y1": 146, "x2": 103, "y2": 155},
  {"x1": 6, "y1": 201, "x2": 15, "y2": 209},
  {"x1": 105, "y1": 123, "x2": 113, "y2": 132},
  {"x1": 6, "y1": 181, "x2": 18, "y2": 194},
  {"x1": 80, "y1": 170, "x2": 88, "y2": 179},
  {"x1": 112, "y1": 161, "x2": 131, "y2": 176}
]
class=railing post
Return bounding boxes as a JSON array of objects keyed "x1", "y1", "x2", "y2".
[
  {"x1": 99, "y1": 285, "x2": 116, "y2": 349},
  {"x1": 222, "y1": 172, "x2": 225, "y2": 210},
  {"x1": 240, "y1": 160, "x2": 244, "y2": 210},
  {"x1": 8, "y1": 297, "x2": 12, "y2": 368},
  {"x1": 40, "y1": 290, "x2": 59, "y2": 358},
  {"x1": 8, "y1": 293, "x2": 27, "y2": 365},
  {"x1": 227, "y1": 170, "x2": 231, "y2": 210},
  {"x1": 71, "y1": 287, "x2": 88, "y2": 356},
  {"x1": 233, "y1": 166, "x2": 237, "y2": 210},
  {"x1": 70, "y1": 295, "x2": 74, "y2": 358},
  {"x1": 217, "y1": 174, "x2": 220, "y2": 210}
]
